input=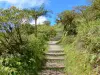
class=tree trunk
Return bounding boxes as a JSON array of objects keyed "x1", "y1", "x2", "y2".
[{"x1": 35, "y1": 18, "x2": 37, "y2": 37}]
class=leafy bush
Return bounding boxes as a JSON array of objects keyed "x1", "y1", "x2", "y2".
[
  {"x1": 0, "y1": 7, "x2": 49, "y2": 75},
  {"x1": 38, "y1": 25, "x2": 56, "y2": 41},
  {"x1": 56, "y1": 10, "x2": 77, "y2": 35},
  {"x1": 1, "y1": 34, "x2": 47, "y2": 75}
]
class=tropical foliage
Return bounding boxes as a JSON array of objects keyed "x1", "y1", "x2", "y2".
[{"x1": 0, "y1": 6, "x2": 55, "y2": 75}]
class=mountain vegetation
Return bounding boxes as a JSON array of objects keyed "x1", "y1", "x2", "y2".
[
  {"x1": 56, "y1": 0, "x2": 100, "y2": 74},
  {"x1": 0, "y1": 0, "x2": 100, "y2": 75}
]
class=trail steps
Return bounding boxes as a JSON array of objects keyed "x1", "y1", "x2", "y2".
[{"x1": 40, "y1": 41, "x2": 65, "y2": 75}]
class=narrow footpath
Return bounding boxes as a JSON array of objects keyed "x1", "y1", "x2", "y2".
[{"x1": 40, "y1": 41, "x2": 65, "y2": 75}]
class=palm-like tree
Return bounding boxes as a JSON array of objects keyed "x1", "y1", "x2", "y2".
[{"x1": 25, "y1": 6, "x2": 50, "y2": 37}]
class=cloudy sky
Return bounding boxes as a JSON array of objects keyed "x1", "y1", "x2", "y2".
[{"x1": 0, "y1": 0, "x2": 88, "y2": 25}]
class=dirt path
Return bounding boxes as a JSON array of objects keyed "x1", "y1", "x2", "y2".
[{"x1": 40, "y1": 41, "x2": 65, "y2": 75}]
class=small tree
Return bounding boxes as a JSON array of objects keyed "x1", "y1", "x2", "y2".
[
  {"x1": 25, "y1": 5, "x2": 50, "y2": 37},
  {"x1": 57, "y1": 10, "x2": 77, "y2": 35}
]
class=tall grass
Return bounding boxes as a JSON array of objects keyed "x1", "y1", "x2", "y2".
[
  {"x1": 64, "y1": 45, "x2": 95, "y2": 75},
  {"x1": 62, "y1": 20, "x2": 100, "y2": 75}
]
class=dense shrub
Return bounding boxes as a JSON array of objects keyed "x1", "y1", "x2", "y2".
[
  {"x1": 0, "y1": 34, "x2": 47, "y2": 75},
  {"x1": 38, "y1": 25, "x2": 56, "y2": 41},
  {"x1": 61, "y1": 20, "x2": 100, "y2": 75},
  {"x1": 56, "y1": 10, "x2": 77, "y2": 35},
  {"x1": 0, "y1": 59, "x2": 16, "y2": 75},
  {"x1": 0, "y1": 7, "x2": 51, "y2": 75},
  {"x1": 0, "y1": 23, "x2": 55, "y2": 75}
]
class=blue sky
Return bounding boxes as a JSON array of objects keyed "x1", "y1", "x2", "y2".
[
  {"x1": 47, "y1": 0, "x2": 88, "y2": 25},
  {"x1": 0, "y1": 0, "x2": 88, "y2": 25}
]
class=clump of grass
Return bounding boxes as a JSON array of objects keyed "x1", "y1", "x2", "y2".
[{"x1": 64, "y1": 45, "x2": 96, "y2": 75}]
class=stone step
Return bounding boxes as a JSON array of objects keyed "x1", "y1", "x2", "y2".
[
  {"x1": 39, "y1": 70, "x2": 65, "y2": 75},
  {"x1": 45, "y1": 53, "x2": 65, "y2": 56},
  {"x1": 49, "y1": 45, "x2": 62, "y2": 50},
  {"x1": 46, "y1": 56, "x2": 65, "y2": 63},
  {"x1": 43, "y1": 65, "x2": 65, "y2": 69},
  {"x1": 47, "y1": 56, "x2": 64, "y2": 59},
  {"x1": 45, "y1": 63, "x2": 65, "y2": 68},
  {"x1": 48, "y1": 50, "x2": 64, "y2": 53},
  {"x1": 47, "y1": 60, "x2": 64, "y2": 63},
  {"x1": 43, "y1": 64, "x2": 65, "y2": 69},
  {"x1": 48, "y1": 41, "x2": 58, "y2": 44},
  {"x1": 46, "y1": 57, "x2": 64, "y2": 60}
]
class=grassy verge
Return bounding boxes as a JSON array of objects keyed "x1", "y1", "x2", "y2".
[
  {"x1": 64, "y1": 44, "x2": 96, "y2": 75},
  {"x1": 60, "y1": 20, "x2": 100, "y2": 75}
]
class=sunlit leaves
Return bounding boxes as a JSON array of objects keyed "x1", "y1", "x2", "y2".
[{"x1": 57, "y1": 10, "x2": 77, "y2": 35}]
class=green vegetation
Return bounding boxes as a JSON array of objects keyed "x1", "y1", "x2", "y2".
[
  {"x1": 60, "y1": 20, "x2": 100, "y2": 75},
  {"x1": 56, "y1": 0, "x2": 100, "y2": 75},
  {"x1": 0, "y1": 0, "x2": 100, "y2": 75},
  {"x1": 0, "y1": 6, "x2": 56, "y2": 75},
  {"x1": 56, "y1": 10, "x2": 77, "y2": 35},
  {"x1": 24, "y1": 5, "x2": 50, "y2": 37},
  {"x1": 64, "y1": 45, "x2": 93, "y2": 75}
]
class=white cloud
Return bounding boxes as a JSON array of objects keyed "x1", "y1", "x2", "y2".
[
  {"x1": 0, "y1": 0, "x2": 17, "y2": 4},
  {"x1": 30, "y1": 16, "x2": 47, "y2": 25},
  {"x1": 0, "y1": 0, "x2": 49, "y2": 8}
]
